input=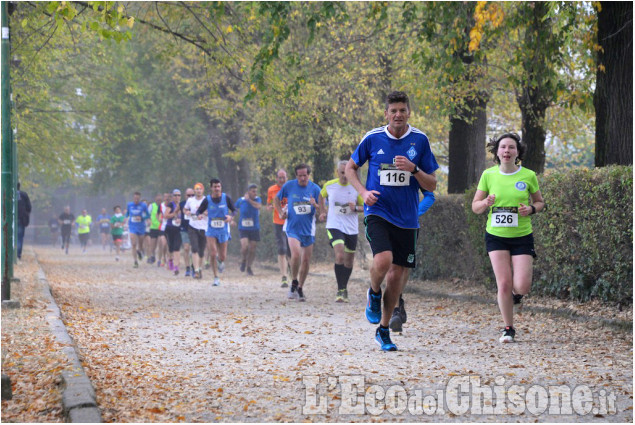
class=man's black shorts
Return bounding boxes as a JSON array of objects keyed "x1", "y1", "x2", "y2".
[
  {"x1": 239, "y1": 229, "x2": 261, "y2": 242},
  {"x1": 327, "y1": 228, "x2": 358, "y2": 253},
  {"x1": 485, "y1": 232, "x2": 536, "y2": 258},
  {"x1": 149, "y1": 228, "x2": 164, "y2": 239},
  {"x1": 364, "y1": 215, "x2": 418, "y2": 268}
]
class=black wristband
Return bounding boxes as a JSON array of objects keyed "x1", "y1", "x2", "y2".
[
  {"x1": 530, "y1": 205, "x2": 536, "y2": 215},
  {"x1": 412, "y1": 165, "x2": 420, "y2": 174}
]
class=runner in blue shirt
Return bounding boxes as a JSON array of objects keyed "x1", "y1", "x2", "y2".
[
  {"x1": 195, "y1": 179, "x2": 236, "y2": 286},
  {"x1": 236, "y1": 184, "x2": 262, "y2": 276},
  {"x1": 274, "y1": 164, "x2": 321, "y2": 302},
  {"x1": 346, "y1": 91, "x2": 438, "y2": 351},
  {"x1": 126, "y1": 192, "x2": 148, "y2": 268}
]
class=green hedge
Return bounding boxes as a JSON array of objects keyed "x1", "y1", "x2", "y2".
[
  {"x1": 421, "y1": 166, "x2": 632, "y2": 304},
  {"x1": 410, "y1": 194, "x2": 493, "y2": 286},
  {"x1": 530, "y1": 166, "x2": 632, "y2": 303}
]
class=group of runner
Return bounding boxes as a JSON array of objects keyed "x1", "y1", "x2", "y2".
[
  {"x1": 342, "y1": 91, "x2": 542, "y2": 350},
  {"x1": 49, "y1": 90, "x2": 543, "y2": 350}
]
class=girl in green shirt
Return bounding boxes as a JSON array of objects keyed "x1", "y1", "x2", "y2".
[{"x1": 472, "y1": 133, "x2": 545, "y2": 344}]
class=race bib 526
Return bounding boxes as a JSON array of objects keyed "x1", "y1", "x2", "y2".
[{"x1": 491, "y1": 207, "x2": 518, "y2": 227}]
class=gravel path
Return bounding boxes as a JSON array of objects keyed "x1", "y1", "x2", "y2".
[{"x1": 35, "y1": 246, "x2": 632, "y2": 422}]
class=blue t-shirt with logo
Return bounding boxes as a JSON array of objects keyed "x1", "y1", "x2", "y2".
[
  {"x1": 97, "y1": 214, "x2": 111, "y2": 230},
  {"x1": 351, "y1": 125, "x2": 439, "y2": 229},
  {"x1": 236, "y1": 196, "x2": 261, "y2": 231},
  {"x1": 277, "y1": 179, "x2": 321, "y2": 237},
  {"x1": 126, "y1": 201, "x2": 148, "y2": 233}
]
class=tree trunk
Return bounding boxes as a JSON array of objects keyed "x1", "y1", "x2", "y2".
[
  {"x1": 515, "y1": 1, "x2": 554, "y2": 174},
  {"x1": 595, "y1": 2, "x2": 633, "y2": 166},
  {"x1": 312, "y1": 130, "x2": 333, "y2": 186},
  {"x1": 518, "y1": 101, "x2": 547, "y2": 174},
  {"x1": 447, "y1": 96, "x2": 487, "y2": 194}
]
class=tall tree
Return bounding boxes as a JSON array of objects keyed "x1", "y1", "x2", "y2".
[
  {"x1": 416, "y1": 2, "x2": 501, "y2": 193},
  {"x1": 594, "y1": 1, "x2": 633, "y2": 166}
]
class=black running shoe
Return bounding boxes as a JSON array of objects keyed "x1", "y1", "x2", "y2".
[
  {"x1": 389, "y1": 307, "x2": 403, "y2": 332},
  {"x1": 399, "y1": 297, "x2": 407, "y2": 323},
  {"x1": 240, "y1": 262, "x2": 246, "y2": 272},
  {"x1": 499, "y1": 326, "x2": 516, "y2": 343},
  {"x1": 297, "y1": 287, "x2": 306, "y2": 302}
]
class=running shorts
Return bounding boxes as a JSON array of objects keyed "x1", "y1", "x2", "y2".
[
  {"x1": 364, "y1": 215, "x2": 418, "y2": 268},
  {"x1": 485, "y1": 232, "x2": 536, "y2": 258}
]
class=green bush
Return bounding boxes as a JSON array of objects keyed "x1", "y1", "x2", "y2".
[
  {"x1": 530, "y1": 166, "x2": 633, "y2": 303},
  {"x1": 411, "y1": 194, "x2": 493, "y2": 287}
]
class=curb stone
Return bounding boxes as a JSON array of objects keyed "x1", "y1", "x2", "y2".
[{"x1": 36, "y1": 265, "x2": 102, "y2": 422}]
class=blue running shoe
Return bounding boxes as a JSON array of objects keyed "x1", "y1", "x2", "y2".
[
  {"x1": 185, "y1": 267, "x2": 191, "y2": 277},
  {"x1": 375, "y1": 326, "x2": 397, "y2": 351},
  {"x1": 365, "y1": 288, "x2": 382, "y2": 324}
]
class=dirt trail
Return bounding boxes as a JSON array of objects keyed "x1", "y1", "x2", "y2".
[{"x1": 35, "y1": 246, "x2": 632, "y2": 422}]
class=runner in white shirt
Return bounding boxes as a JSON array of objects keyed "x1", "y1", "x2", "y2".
[
  {"x1": 318, "y1": 161, "x2": 364, "y2": 303},
  {"x1": 183, "y1": 183, "x2": 208, "y2": 279}
]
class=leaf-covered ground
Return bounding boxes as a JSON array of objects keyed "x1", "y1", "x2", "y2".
[
  {"x1": 1, "y1": 249, "x2": 72, "y2": 423},
  {"x1": 11, "y1": 245, "x2": 635, "y2": 422}
]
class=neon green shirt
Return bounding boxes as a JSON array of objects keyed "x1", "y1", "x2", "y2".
[
  {"x1": 477, "y1": 165, "x2": 539, "y2": 238},
  {"x1": 76, "y1": 215, "x2": 92, "y2": 234},
  {"x1": 149, "y1": 203, "x2": 161, "y2": 230}
]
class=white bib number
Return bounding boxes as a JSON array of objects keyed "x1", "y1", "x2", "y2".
[
  {"x1": 79, "y1": 224, "x2": 88, "y2": 229},
  {"x1": 131, "y1": 216, "x2": 142, "y2": 223},
  {"x1": 293, "y1": 202, "x2": 311, "y2": 215},
  {"x1": 63, "y1": 220, "x2": 71, "y2": 225},
  {"x1": 379, "y1": 164, "x2": 409, "y2": 186},
  {"x1": 491, "y1": 207, "x2": 518, "y2": 228},
  {"x1": 336, "y1": 205, "x2": 350, "y2": 215},
  {"x1": 173, "y1": 218, "x2": 181, "y2": 227},
  {"x1": 241, "y1": 218, "x2": 254, "y2": 227},
  {"x1": 211, "y1": 219, "x2": 225, "y2": 229}
]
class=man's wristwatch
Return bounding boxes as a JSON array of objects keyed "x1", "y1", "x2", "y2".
[{"x1": 412, "y1": 165, "x2": 420, "y2": 174}]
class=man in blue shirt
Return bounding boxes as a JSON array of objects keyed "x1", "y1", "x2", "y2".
[
  {"x1": 274, "y1": 164, "x2": 321, "y2": 302},
  {"x1": 236, "y1": 184, "x2": 262, "y2": 276},
  {"x1": 346, "y1": 91, "x2": 439, "y2": 351},
  {"x1": 126, "y1": 192, "x2": 148, "y2": 268}
]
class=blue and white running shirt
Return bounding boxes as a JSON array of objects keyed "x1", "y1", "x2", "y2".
[
  {"x1": 351, "y1": 124, "x2": 439, "y2": 229},
  {"x1": 277, "y1": 179, "x2": 321, "y2": 237}
]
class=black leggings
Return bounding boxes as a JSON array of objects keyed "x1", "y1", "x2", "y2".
[
  {"x1": 165, "y1": 226, "x2": 182, "y2": 253},
  {"x1": 61, "y1": 230, "x2": 71, "y2": 246},
  {"x1": 79, "y1": 233, "x2": 90, "y2": 247},
  {"x1": 188, "y1": 227, "x2": 206, "y2": 258}
]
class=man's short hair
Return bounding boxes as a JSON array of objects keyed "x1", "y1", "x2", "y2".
[
  {"x1": 113, "y1": 205, "x2": 121, "y2": 211},
  {"x1": 210, "y1": 178, "x2": 221, "y2": 186},
  {"x1": 385, "y1": 91, "x2": 410, "y2": 110},
  {"x1": 248, "y1": 184, "x2": 258, "y2": 190},
  {"x1": 133, "y1": 191, "x2": 141, "y2": 196},
  {"x1": 295, "y1": 163, "x2": 311, "y2": 175}
]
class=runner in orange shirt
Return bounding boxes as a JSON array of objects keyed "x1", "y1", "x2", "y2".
[{"x1": 267, "y1": 169, "x2": 290, "y2": 287}]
